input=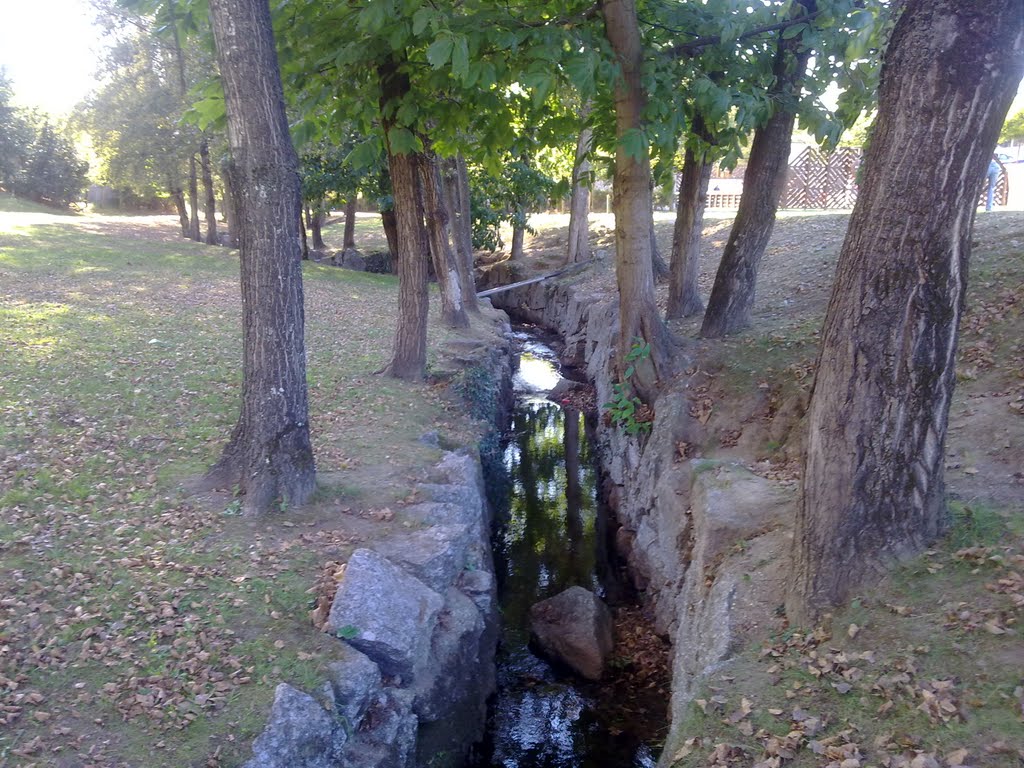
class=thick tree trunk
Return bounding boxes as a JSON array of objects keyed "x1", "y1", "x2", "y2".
[
  {"x1": 381, "y1": 208, "x2": 399, "y2": 263},
  {"x1": 787, "y1": 0, "x2": 1023, "y2": 624},
  {"x1": 205, "y1": 0, "x2": 316, "y2": 515},
  {"x1": 601, "y1": 0, "x2": 676, "y2": 396},
  {"x1": 419, "y1": 152, "x2": 469, "y2": 329},
  {"x1": 445, "y1": 155, "x2": 479, "y2": 312},
  {"x1": 667, "y1": 142, "x2": 712, "y2": 319},
  {"x1": 187, "y1": 153, "x2": 201, "y2": 241},
  {"x1": 199, "y1": 137, "x2": 218, "y2": 246},
  {"x1": 311, "y1": 204, "x2": 326, "y2": 250},
  {"x1": 700, "y1": 4, "x2": 814, "y2": 337},
  {"x1": 380, "y1": 59, "x2": 429, "y2": 380},
  {"x1": 510, "y1": 223, "x2": 525, "y2": 261},
  {"x1": 567, "y1": 119, "x2": 593, "y2": 264},
  {"x1": 343, "y1": 197, "x2": 357, "y2": 250}
]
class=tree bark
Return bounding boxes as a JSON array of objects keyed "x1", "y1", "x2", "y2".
[
  {"x1": 567, "y1": 116, "x2": 593, "y2": 264},
  {"x1": 381, "y1": 207, "x2": 399, "y2": 263},
  {"x1": 445, "y1": 154, "x2": 479, "y2": 312},
  {"x1": 169, "y1": 182, "x2": 189, "y2": 237},
  {"x1": 311, "y1": 203, "x2": 326, "y2": 250},
  {"x1": 199, "y1": 137, "x2": 218, "y2": 245},
  {"x1": 221, "y1": 167, "x2": 239, "y2": 248},
  {"x1": 343, "y1": 196, "x2": 357, "y2": 250},
  {"x1": 601, "y1": 0, "x2": 676, "y2": 396},
  {"x1": 205, "y1": 0, "x2": 316, "y2": 515},
  {"x1": 380, "y1": 58, "x2": 429, "y2": 380},
  {"x1": 419, "y1": 151, "x2": 470, "y2": 329},
  {"x1": 786, "y1": 0, "x2": 1024, "y2": 624},
  {"x1": 510, "y1": 223, "x2": 525, "y2": 261},
  {"x1": 667, "y1": 139, "x2": 713, "y2": 319},
  {"x1": 700, "y1": 2, "x2": 814, "y2": 337}
]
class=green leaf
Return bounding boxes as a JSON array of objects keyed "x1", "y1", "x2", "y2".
[
  {"x1": 426, "y1": 34, "x2": 454, "y2": 69},
  {"x1": 782, "y1": 23, "x2": 807, "y2": 39},
  {"x1": 387, "y1": 126, "x2": 420, "y2": 155},
  {"x1": 411, "y1": 7, "x2": 434, "y2": 36},
  {"x1": 619, "y1": 129, "x2": 648, "y2": 162},
  {"x1": 451, "y1": 35, "x2": 470, "y2": 81}
]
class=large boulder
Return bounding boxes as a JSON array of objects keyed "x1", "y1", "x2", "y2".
[
  {"x1": 242, "y1": 684, "x2": 346, "y2": 768},
  {"x1": 327, "y1": 548, "x2": 444, "y2": 682},
  {"x1": 342, "y1": 687, "x2": 417, "y2": 768},
  {"x1": 371, "y1": 524, "x2": 473, "y2": 594},
  {"x1": 529, "y1": 586, "x2": 614, "y2": 681}
]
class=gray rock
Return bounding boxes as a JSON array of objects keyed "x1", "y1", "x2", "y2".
[
  {"x1": 322, "y1": 644, "x2": 382, "y2": 729},
  {"x1": 413, "y1": 587, "x2": 488, "y2": 721},
  {"x1": 457, "y1": 568, "x2": 496, "y2": 616},
  {"x1": 242, "y1": 684, "x2": 346, "y2": 768},
  {"x1": 335, "y1": 247, "x2": 366, "y2": 271},
  {"x1": 343, "y1": 687, "x2": 417, "y2": 768},
  {"x1": 529, "y1": 586, "x2": 613, "y2": 681},
  {"x1": 371, "y1": 524, "x2": 473, "y2": 594},
  {"x1": 327, "y1": 548, "x2": 444, "y2": 682}
]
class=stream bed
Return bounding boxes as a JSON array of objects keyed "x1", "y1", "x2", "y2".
[{"x1": 472, "y1": 330, "x2": 666, "y2": 768}]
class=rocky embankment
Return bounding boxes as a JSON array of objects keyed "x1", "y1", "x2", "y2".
[
  {"x1": 243, "y1": 453, "x2": 500, "y2": 768},
  {"x1": 488, "y1": 272, "x2": 801, "y2": 765}
]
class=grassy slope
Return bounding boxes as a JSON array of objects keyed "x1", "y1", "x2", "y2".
[
  {"x1": 517, "y1": 209, "x2": 1023, "y2": 767},
  {"x1": 0, "y1": 201, "x2": 481, "y2": 767}
]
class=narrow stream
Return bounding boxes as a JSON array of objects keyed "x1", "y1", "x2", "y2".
[{"x1": 473, "y1": 330, "x2": 664, "y2": 768}]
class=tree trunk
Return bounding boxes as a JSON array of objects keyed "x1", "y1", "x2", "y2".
[
  {"x1": 169, "y1": 182, "x2": 189, "y2": 237},
  {"x1": 199, "y1": 137, "x2": 218, "y2": 245},
  {"x1": 510, "y1": 223, "x2": 525, "y2": 261},
  {"x1": 419, "y1": 151, "x2": 469, "y2": 329},
  {"x1": 601, "y1": 0, "x2": 676, "y2": 396},
  {"x1": 786, "y1": 0, "x2": 1023, "y2": 625},
  {"x1": 343, "y1": 197, "x2": 357, "y2": 250},
  {"x1": 445, "y1": 154, "x2": 479, "y2": 311},
  {"x1": 567, "y1": 117, "x2": 593, "y2": 264},
  {"x1": 311, "y1": 203, "x2": 326, "y2": 250},
  {"x1": 205, "y1": 0, "x2": 316, "y2": 515},
  {"x1": 667, "y1": 141, "x2": 713, "y2": 319},
  {"x1": 381, "y1": 208, "x2": 399, "y2": 263},
  {"x1": 650, "y1": 216, "x2": 669, "y2": 282},
  {"x1": 187, "y1": 153, "x2": 202, "y2": 241},
  {"x1": 380, "y1": 58, "x2": 429, "y2": 380},
  {"x1": 221, "y1": 168, "x2": 239, "y2": 248},
  {"x1": 700, "y1": 3, "x2": 814, "y2": 338}
]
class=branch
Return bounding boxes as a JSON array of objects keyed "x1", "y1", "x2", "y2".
[{"x1": 667, "y1": 10, "x2": 823, "y2": 58}]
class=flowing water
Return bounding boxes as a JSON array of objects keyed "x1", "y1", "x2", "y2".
[{"x1": 473, "y1": 331, "x2": 663, "y2": 768}]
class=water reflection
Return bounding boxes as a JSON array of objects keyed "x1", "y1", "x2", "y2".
[{"x1": 476, "y1": 338, "x2": 659, "y2": 768}]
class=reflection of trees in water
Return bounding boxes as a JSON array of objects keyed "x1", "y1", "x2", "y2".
[{"x1": 498, "y1": 401, "x2": 598, "y2": 633}]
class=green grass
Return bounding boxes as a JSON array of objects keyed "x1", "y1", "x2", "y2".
[{"x1": 0, "y1": 205, "x2": 484, "y2": 766}]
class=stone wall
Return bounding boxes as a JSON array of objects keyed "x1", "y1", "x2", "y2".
[
  {"x1": 489, "y1": 276, "x2": 798, "y2": 766},
  {"x1": 242, "y1": 452, "x2": 501, "y2": 768}
]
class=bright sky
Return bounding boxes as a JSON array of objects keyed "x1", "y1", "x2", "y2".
[{"x1": 0, "y1": 0, "x2": 104, "y2": 117}]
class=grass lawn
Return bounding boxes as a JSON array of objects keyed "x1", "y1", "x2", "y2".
[{"x1": 0, "y1": 197, "x2": 487, "y2": 766}]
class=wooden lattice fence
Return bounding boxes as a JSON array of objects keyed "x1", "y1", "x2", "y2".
[
  {"x1": 705, "y1": 148, "x2": 1010, "y2": 210},
  {"x1": 782, "y1": 147, "x2": 862, "y2": 209}
]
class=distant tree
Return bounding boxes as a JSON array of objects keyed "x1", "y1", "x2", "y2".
[
  {"x1": 205, "y1": 0, "x2": 316, "y2": 515},
  {"x1": 11, "y1": 121, "x2": 88, "y2": 208},
  {"x1": 1000, "y1": 108, "x2": 1024, "y2": 144},
  {"x1": 0, "y1": 70, "x2": 33, "y2": 190},
  {"x1": 787, "y1": 0, "x2": 1024, "y2": 623}
]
